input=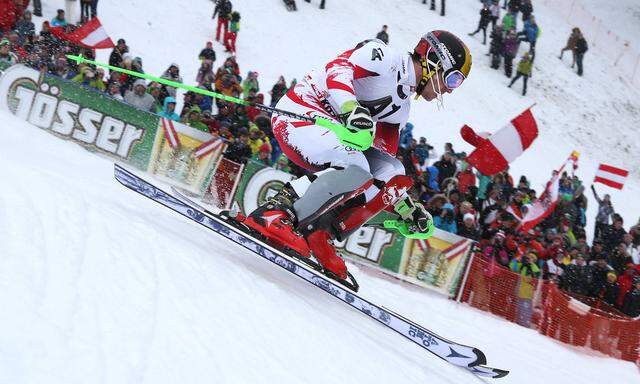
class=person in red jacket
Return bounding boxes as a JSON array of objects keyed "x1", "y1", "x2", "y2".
[
  {"x1": 457, "y1": 162, "x2": 476, "y2": 195},
  {"x1": 0, "y1": 0, "x2": 18, "y2": 34},
  {"x1": 616, "y1": 264, "x2": 637, "y2": 308}
]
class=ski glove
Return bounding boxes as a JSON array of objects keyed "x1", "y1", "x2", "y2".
[
  {"x1": 339, "y1": 101, "x2": 374, "y2": 133},
  {"x1": 393, "y1": 196, "x2": 434, "y2": 235}
]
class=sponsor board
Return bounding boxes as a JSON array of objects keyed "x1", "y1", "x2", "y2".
[{"x1": 0, "y1": 64, "x2": 222, "y2": 191}]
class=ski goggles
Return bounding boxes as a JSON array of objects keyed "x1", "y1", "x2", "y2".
[{"x1": 442, "y1": 69, "x2": 466, "y2": 90}]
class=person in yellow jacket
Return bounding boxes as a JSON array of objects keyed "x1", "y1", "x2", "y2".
[
  {"x1": 507, "y1": 52, "x2": 532, "y2": 96},
  {"x1": 71, "y1": 65, "x2": 106, "y2": 92}
]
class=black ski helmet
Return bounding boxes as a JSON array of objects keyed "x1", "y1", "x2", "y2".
[{"x1": 413, "y1": 30, "x2": 472, "y2": 95}]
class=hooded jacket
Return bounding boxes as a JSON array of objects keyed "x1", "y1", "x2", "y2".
[{"x1": 159, "y1": 96, "x2": 180, "y2": 121}]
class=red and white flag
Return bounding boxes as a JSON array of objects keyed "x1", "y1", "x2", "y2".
[
  {"x1": 518, "y1": 154, "x2": 575, "y2": 232},
  {"x1": 193, "y1": 138, "x2": 223, "y2": 159},
  {"x1": 160, "y1": 118, "x2": 181, "y2": 148},
  {"x1": 594, "y1": 163, "x2": 628, "y2": 190},
  {"x1": 50, "y1": 18, "x2": 115, "y2": 49},
  {"x1": 461, "y1": 108, "x2": 538, "y2": 176}
]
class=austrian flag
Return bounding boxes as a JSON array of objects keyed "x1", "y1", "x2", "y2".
[
  {"x1": 594, "y1": 163, "x2": 629, "y2": 190},
  {"x1": 461, "y1": 108, "x2": 538, "y2": 176},
  {"x1": 50, "y1": 18, "x2": 115, "y2": 49}
]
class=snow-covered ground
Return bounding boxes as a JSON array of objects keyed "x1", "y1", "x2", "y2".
[{"x1": 3, "y1": 0, "x2": 640, "y2": 382}]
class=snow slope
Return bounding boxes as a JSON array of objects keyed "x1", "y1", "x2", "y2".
[
  {"x1": 3, "y1": 0, "x2": 640, "y2": 382},
  {"x1": 1, "y1": 109, "x2": 638, "y2": 383}
]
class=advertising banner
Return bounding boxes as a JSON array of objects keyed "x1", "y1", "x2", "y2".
[{"x1": 0, "y1": 64, "x2": 222, "y2": 192}]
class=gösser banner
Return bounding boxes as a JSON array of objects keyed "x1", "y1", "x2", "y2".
[{"x1": 0, "y1": 64, "x2": 223, "y2": 193}]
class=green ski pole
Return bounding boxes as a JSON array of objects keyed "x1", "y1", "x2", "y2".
[{"x1": 66, "y1": 54, "x2": 373, "y2": 151}]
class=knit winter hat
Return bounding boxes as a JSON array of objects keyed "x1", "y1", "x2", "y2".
[
  {"x1": 463, "y1": 213, "x2": 475, "y2": 222},
  {"x1": 0, "y1": 39, "x2": 9, "y2": 48}
]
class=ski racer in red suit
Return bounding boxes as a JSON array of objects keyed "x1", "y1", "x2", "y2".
[{"x1": 241, "y1": 31, "x2": 473, "y2": 288}]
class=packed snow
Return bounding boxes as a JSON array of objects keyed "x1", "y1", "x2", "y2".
[{"x1": 2, "y1": 0, "x2": 640, "y2": 383}]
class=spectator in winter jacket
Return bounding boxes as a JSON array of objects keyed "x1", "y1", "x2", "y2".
[
  {"x1": 574, "y1": 32, "x2": 588, "y2": 76},
  {"x1": 562, "y1": 256, "x2": 592, "y2": 295},
  {"x1": 518, "y1": 16, "x2": 539, "y2": 62},
  {"x1": 616, "y1": 266, "x2": 638, "y2": 307},
  {"x1": 589, "y1": 256, "x2": 614, "y2": 296},
  {"x1": 71, "y1": 66, "x2": 106, "y2": 91},
  {"x1": 488, "y1": 25, "x2": 504, "y2": 70},
  {"x1": 107, "y1": 81, "x2": 124, "y2": 101},
  {"x1": 559, "y1": 27, "x2": 580, "y2": 67},
  {"x1": 223, "y1": 129, "x2": 252, "y2": 164},
  {"x1": 598, "y1": 272, "x2": 620, "y2": 307},
  {"x1": 508, "y1": 52, "x2": 531, "y2": 96},
  {"x1": 622, "y1": 277, "x2": 640, "y2": 317},
  {"x1": 51, "y1": 9, "x2": 68, "y2": 27},
  {"x1": 433, "y1": 153, "x2": 456, "y2": 187},
  {"x1": 183, "y1": 107, "x2": 210, "y2": 133},
  {"x1": 414, "y1": 137, "x2": 433, "y2": 168},
  {"x1": 502, "y1": 28, "x2": 519, "y2": 77},
  {"x1": 159, "y1": 97, "x2": 180, "y2": 122},
  {"x1": 270, "y1": 76, "x2": 288, "y2": 107},
  {"x1": 124, "y1": 80, "x2": 156, "y2": 113},
  {"x1": 15, "y1": 10, "x2": 35, "y2": 46},
  {"x1": 488, "y1": 1, "x2": 501, "y2": 30},
  {"x1": 458, "y1": 213, "x2": 479, "y2": 240},
  {"x1": 199, "y1": 41, "x2": 217, "y2": 63},
  {"x1": 214, "y1": 0, "x2": 233, "y2": 42},
  {"x1": 468, "y1": 4, "x2": 492, "y2": 45},
  {"x1": 224, "y1": 11, "x2": 240, "y2": 54},
  {"x1": 501, "y1": 11, "x2": 516, "y2": 33},
  {"x1": 161, "y1": 63, "x2": 183, "y2": 98},
  {"x1": 519, "y1": 0, "x2": 533, "y2": 22},
  {"x1": 109, "y1": 39, "x2": 128, "y2": 74},
  {"x1": 602, "y1": 215, "x2": 626, "y2": 253},
  {"x1": 196, "y1": 60, "x2": 215, "y2": 86},
  {"x1": 610, "y1": 243, "x2": 633, "y2": 275},
  {"x1": 0, "y1": 39, "x2": 18, "y2": 65},
  {"x1": 376, "y1": 25, "x2": 389, "y2": 44},
  {"x1": 242, "y1": 71, "x2": 260, "y2": 99},
  {"x1": 434, "y1": 203, "x2": 457, "y2": 234},
  {"x1": 591, "y1": 185, "x2": 614, "y2": 241},
  {"x1": 398, "y1": 122, "x2": 414, "y2": 150}
]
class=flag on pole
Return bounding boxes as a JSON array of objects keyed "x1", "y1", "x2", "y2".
[
  {"x1": 50, "y1": 18, "x2": 115, "y2": 49},
  {"x1": 518, "y1": 154, "x2": 574, "y2": 232},
  {"x1": 461, "y1": 108, "x2": 538, "y2": 176},
  {"x1": 594, "y1": 163, "x2": 628, "y2": 190}
]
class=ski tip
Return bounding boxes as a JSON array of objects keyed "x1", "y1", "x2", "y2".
[
  {"x1": 492, "y1": 368, "x2": 509, "y2": 379},
  {"x1": 470, "y1": 347, "x2": 487, "y2": 366}
]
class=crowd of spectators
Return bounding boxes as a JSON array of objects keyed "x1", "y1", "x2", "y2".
[
  {"x1": 397, "y1": 126, "x2": 640, "y2": 317},
  {"x1": 1, "y1": 1, "x2": 635, "y2": 318}
]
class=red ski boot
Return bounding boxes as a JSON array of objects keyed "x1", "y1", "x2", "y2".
[
  {"x1": 306, "y1": 230, "x2": 347, "y2": 279},
  {"x1": 242, "y1": 184, "x2": 310, "y2": 258}
]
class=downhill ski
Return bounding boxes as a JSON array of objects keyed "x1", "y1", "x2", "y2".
[{"x1": 114, "y1": 164, "x2": 508, "y2": 379}]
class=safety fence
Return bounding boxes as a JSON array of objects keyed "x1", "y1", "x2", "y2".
[
  {"x1": 459, "y1": 254, "x2": 640, "y2": 365},
  {"x1": 539, "y1": 0, "x2": 640, "y2": 87}
]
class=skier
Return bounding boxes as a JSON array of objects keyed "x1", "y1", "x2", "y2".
[{"x1": 239, "y1": 31, "x2": 472, "y2": 286}]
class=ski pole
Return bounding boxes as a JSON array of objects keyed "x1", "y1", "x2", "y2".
[
  {"x1": 66, "y1": 54, "x2": 373, "y2": 151},
  {"x1": 364, "y1": 219, "x2": 434, "y2": 239}
]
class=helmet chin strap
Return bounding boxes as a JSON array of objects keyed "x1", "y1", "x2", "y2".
[{"x1": 414, "y1": 50, "x2": 446, "y2": 109}]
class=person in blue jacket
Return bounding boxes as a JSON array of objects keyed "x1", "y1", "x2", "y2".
[
  {"x1": 518, "y1": 15, "x2": 540, "y2": 62},
  {"x1": 159, "y1": 96, "x2": 180, "y2": 121},
  {"x1": 398, "y1": 122, "x2": 414, "y2": 149},
  {"x1": 434, "y1": 202, "x2": 457, "y2": 233}
]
